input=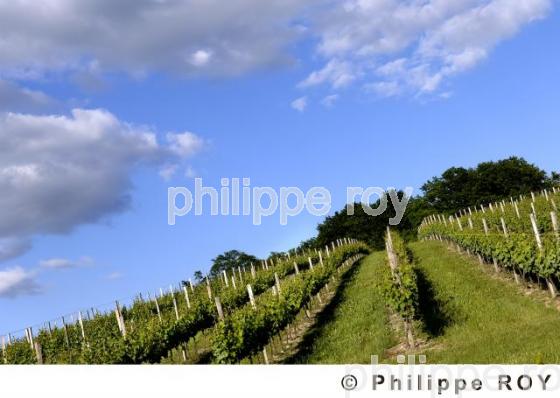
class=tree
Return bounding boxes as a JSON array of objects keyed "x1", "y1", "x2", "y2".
[
  {"x1": 210, "y1": 250, "x2": 259, "y2": 277},
  {"x1": 268, "y1": 251, "x2": 286, "y2": 261},
  {"x1": 316, "y1": 191, "x2": 417, "y2": 250},
  {"x1": 315, "y1": 157, "x2": 557, "y2": 250},
  {"x1": 422, "y1": 157, "x2": 554, "y2": 213},
  {"x1": 193, "y1": 270, "x2": 204, "y2": 283},
  {"x1": 183, "y1": 270, "x2": 204, "y2": 287},
  {"x1": 296, "y1": 237, "x2": 319, "y2": 252}
]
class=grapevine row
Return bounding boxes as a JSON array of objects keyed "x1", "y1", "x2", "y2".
[
  {"x1": 381, "y1": 229, "x2": 419, "y2": 348},
  {"x1": 1, "y1": 239, "x2": 361, "y2": 364},
  {"x1": 211, "y1": 242, "x2": 370, "y2": 363},
  {"x1": 419, "y1": 188, "x2": 560, "y2": 296}
]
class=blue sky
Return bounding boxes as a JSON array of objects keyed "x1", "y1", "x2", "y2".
[{"x1": 1, "y1": 0, "x2": 559, "y2": 333}]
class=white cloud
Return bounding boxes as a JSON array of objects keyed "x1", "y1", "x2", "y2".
[
  {"x1": 39, "y1": 256, "x2": 93, "y2": 269},
  {"x1": 299, "y1": 59, "x2": 357, "y2": 89},
  {"x1": 0, "y1": 108, "x2": 204, "y2": 260},
  {"x1": 167, "y1": 132, "x2": 205, "y2": 157},
  {"x1": 189, "y1": 50, "x2": 213, "y2": 67},
  {"x1": 305, "y1": 0, "x2": 552, "y2": 96},
  {"x1": 291, "y1": 96, "x2": 308, "y2": 112},
  {"x1": 321, "y1": 94, "x2": 339, "y2": 107},
  {"x1": 366, "y1": 81, "x2": 402, "y2": 97},
  {"x1": 0, "y1": 266, "x2": 41, "y2": 298},
  {"x1": 0, "y1": 0, "x2": 550, "y2": 100},
  {"x1": 159, "y1": 164, "x2": 179, "y2": 182},
  {"x1": 0, "y1": 0, "x2": 311, "y2": 79}
]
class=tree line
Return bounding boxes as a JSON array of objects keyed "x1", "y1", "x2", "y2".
[{"x1": 191, "y1": 157, "x2": 558, "y2": 280}]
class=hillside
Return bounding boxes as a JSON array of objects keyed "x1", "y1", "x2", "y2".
[{"x1": 290, "y1": 240, "x2": 560, "y2": 364}]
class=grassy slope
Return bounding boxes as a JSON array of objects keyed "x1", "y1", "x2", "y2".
[
  {"x1": 411, "y1": 240, "x2": 560, "y2": 363},
  {"x1": 289, "y1": 251, "x2": 395, "y2": 364}
]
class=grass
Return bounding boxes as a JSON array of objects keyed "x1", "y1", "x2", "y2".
[
  {"x1": 410, "y1": 240, "x2": 560, "y2": 363},
  {"x1": 288, "y1": 251, "x2": 395, "y2": 364},
  {"x1": 164, "y1": 241, "x2": 560, "y2": 364}
]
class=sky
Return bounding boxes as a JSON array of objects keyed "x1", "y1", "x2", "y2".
[{"x1": 1, "y1": 0, "x2": 559, "y2": 334}]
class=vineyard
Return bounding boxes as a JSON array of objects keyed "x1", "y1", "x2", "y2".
[
  {"x1": 418, "y1": 187, "x2": 560, "y2": 296},
  {"x1": 290, "y1": 188, "x2": 560, "y2": 364},
  {"x1": 4, "y1": 188, "x2": 560, "y2": 365},
  {"x1": 0, "y1": 239, "x2": 369, "y2": 364}
]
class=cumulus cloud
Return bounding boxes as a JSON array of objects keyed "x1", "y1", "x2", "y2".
[
  {"x1": 291, "y1": 96, "x2": 308, "y2": 112},
  {"x1": 0, "y1": 266, "x2": 42, "y2": 298},
  {"x1": 304, "y1": 0, "x2": 552, "y2": 96},
  {"x1": 0, "y1": 0, "x2": 311, "y2": 79},
  {"x1": 0, "y1": 0, "x2": 550, "y2": 100},
  {"x1": 0, "y1": 108, "x2": 204, "y2": 259}
]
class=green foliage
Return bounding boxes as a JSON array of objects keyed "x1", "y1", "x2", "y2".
[
  {"x1": 419, "y1": 190, "x2": 560, "y2": 280},
  {"x1": 410, "y1": 241, "x2": 560, "y2": 363},
  {"x1": 317, "y1": 192, "x2": 418, "y2": 250},
  {"x1": 422, "y1": 157, "x2": 555, "y2": 213},
  {"x1": 4, "y1": 341, "x2": 36, "y2": 364},
  {"x1": 210, "y1": 250, "x2": 259, "y2": 277},
  {"x1": 211, "y1": 243, "x2": 370, "y2": 363},
  {"x1": 315, "y1": 157, "x2": 556, "y2": 251},
  {"x1": 1, "y1": 241, "x2": 366, "y2": 365},
  {"x1": 381, "y1": 231, "x2": 418, "y2": 321}
]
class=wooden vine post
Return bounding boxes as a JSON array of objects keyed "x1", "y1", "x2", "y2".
[
  {"x1": 183, "y1": 286, "x2": 191, "y2": 309},
  {"x1": 206, "y1": 277, "x2": 213, "y2": 300},
  {"x1": 250, "y1": 263, "x2": 256, "y2": 279},
  {"x1": 34, "y1": 341, "x2": 43, "y2": 364},
  {"x1": 78, "y1": 311, "x2": 87, "y2": 342},
  {"x1": 61, "y1": 316, "x2": 70, "y2": 347},
  {"x1": 530, "y1": 213, "x2": 557, "y2": 297},
  {"x1": 293, "y1": 262, "x2": 300, "y2": 275},
  {"x1": 274, "y1": 273, "x2": 281, "y2": 295},
  {"x1": 115, "y1": 301, "x2": 127, "y2": 337},
  {"x1": 1, "y1": 336, "x2": 6, "y2": 364},
  {"x1": 154, "y1": 296, "x2": 162, "y2": 323},
  {"x1": 238, "y1": 266, "x2": 244, "y2": 285},
  {"x1": 551, "y1": 211, "x2": 559, "y2": 242},
  {"x1": 170, "y1": 286, "x2": 180, "y2": 321},
  {"x1": 479, "y1": 218, "x2": 489, "y2": 265},
  {"x1": 247, "y1": 284, "x2": 256, "y2": 309},
  {"x1": 214, "y1": 297, "x2": 224, "y2": 321},
  {"x1": 223, "y1": 270, "x2": 229, "y2": 288}
]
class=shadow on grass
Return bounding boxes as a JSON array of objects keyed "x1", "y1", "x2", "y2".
[
  {"x1": 283, "y1": 261, "x2": 362, "y2": 364},
  {"x1": 415, "y1": 268, "x2": 454, "y2": 337}
]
